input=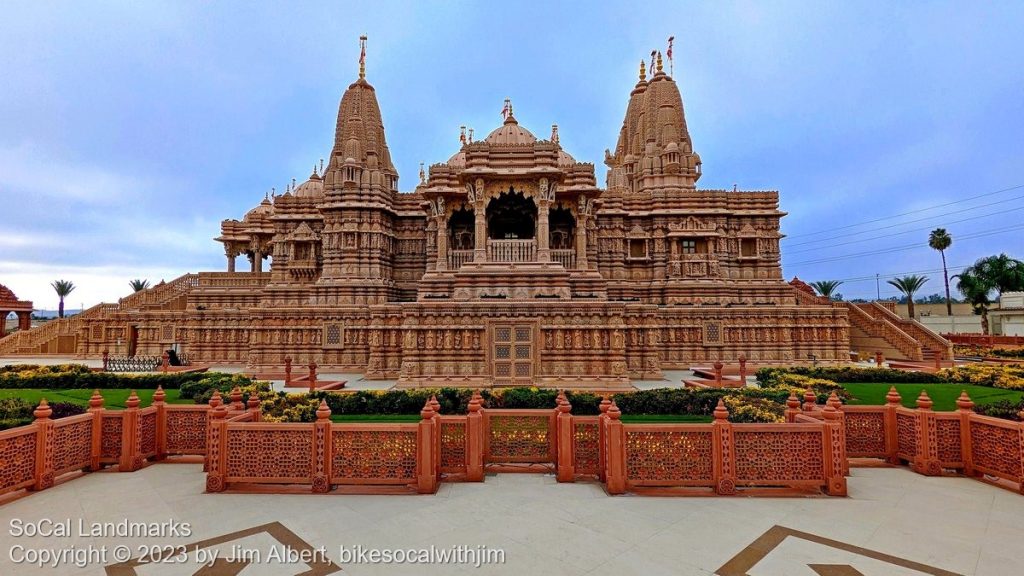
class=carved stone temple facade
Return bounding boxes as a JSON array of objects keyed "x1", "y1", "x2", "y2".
[{"x1": 2, "y1": 52, "x2": 872, "y2": 388}]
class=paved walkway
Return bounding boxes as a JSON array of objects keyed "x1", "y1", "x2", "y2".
[{"x1": 0, "y1": 465, "x2": 1019, "y2": 575}]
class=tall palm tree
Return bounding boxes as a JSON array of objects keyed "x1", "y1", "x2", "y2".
[
  {"x1": 887, "y1": 275, "x2": 929, "y2": 319},
  {"x1": 50, "y1": 280, "x2": 76, "y2": 319},
  {"x1": 129, "y1": 279, "x2": 150, "y2": 293},
  {"x1": 928, "y1": 228, "x2": 953, "y2": 315},
  {"x1": 809, "y1": 280, "x2": 843, "y2": 301}
]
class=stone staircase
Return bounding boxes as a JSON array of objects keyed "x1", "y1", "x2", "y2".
[
  {"x1": 0, "y1": 273, "x2": 200, "y2": 356},
  {"x1": 843, "y1": 301, "x2": 953, "y2": 361}
]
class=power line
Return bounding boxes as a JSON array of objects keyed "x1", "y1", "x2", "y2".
[
  {"x1": 783, "y1": 183, "x2": 1024, "y2": 240},
  {"x1": 785, "y1": 224, "x2": 1024, "y2": 266},
  {"x1": 785, "y1": 204, "x2": 1024, "y2": 255}
]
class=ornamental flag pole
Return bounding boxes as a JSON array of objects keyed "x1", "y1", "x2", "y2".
[
  {"x1": 359, "y1": 35, "x2": 367, "y2": 79},
  {"x1": 667, "y1": 36, "x2": 675, "y2": 77}
]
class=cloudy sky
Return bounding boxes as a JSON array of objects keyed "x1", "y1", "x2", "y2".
[{"x1": 1, "y1": 1, "x2": 1022, "y2": 308}]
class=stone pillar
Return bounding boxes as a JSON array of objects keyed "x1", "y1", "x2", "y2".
[
  {"x1": 254, "y1": 250, "x2": 263, "y2": 274},
  {"x1": 435, "y1": 215, "x2": 448, "y2": 271},
  {"x1": 226, "y1": 252, "x2": 235, "y2": 273},
  {"x1": 555, "y1": 392, "x2": 574, "y2": 482},
  {"x1": 537, "y1": 202, "x2": 550, "y2": 262},
  {"x1": 603, "y1": 401, "x2": 626, "y2": 495},
  {"x1": 473, "y1": 203, "x2": 487, "y2": 262},
  {"x1": 0, "y1": 311, "x2": 7, "y2": 337},
  {"x1": 18, "y1": 311, "x2": 31, "y2": 331},
  {"x1": 575, "y1": 214, "x2": 589, "y2": 269},
  {"x1": 465, "y1": 391, "x2": 484, "y2": 482},
  {"x1": 473, "y1": 178, "x2": 487, "y2": 263}
]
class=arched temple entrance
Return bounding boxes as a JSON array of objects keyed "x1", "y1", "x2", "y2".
[
  {"x1": 448, "y1": 207, "x2": 475, "y2": 250},
  {"x1": 549, "y1": 206, "x2": 575, "y2": 250},
  {"x1": 487, "y1": 190, "x2": 536, "y2": 240}
]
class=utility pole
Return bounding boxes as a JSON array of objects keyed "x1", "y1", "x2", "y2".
[{"x1": 875, "y1": 274, "x2": 880, "y2": 301}]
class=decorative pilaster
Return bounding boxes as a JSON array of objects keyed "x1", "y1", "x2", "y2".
[
  {"x1": 465, "y1": 390, "x2": 484, "y2": 482},
  {"x1": 312, "y1": 400, "x2": 331, "y2": 493},
  {"x1": 473, "y1": 178, "x2": 487, "y2": 262},
  {"x1": 32, "y1": 400, "x2": 54, "y2": 491},
  {"x1": 555, "y1": 391, "x2": 574, "y2": 482},
  {"x1": 713, "y1": 399, "x2": 736, "y2": 495},
  {"x1": 603, "y1": 400, "x2": 626, "y2": 494},
  {"x1": 435, "y1": 215, "x2": 448, "y2": 271},
  {"x1": 537, "y1": 178, "x2": 551, "y2": 262}
]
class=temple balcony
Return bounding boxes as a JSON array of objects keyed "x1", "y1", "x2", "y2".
[{"x1": 487, "y1": 239, "x2": 535, "y2": 263}]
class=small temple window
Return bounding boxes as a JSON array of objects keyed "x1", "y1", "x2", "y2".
[
  {"x1": 681, "y1": 240, "x2": 696, "y2": 254},
  {"x1": 741, "y1": 238, "x2": 757, "y2": 257},
  {"x1": 629, "y1": 239, "x2": 647, "y2": 258}
]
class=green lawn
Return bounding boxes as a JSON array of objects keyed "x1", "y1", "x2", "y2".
[
  {"x1": 843, "y1": 383, "x2": 1024, "y2": 411},
  {"x1": 0, "y1": 388, "x2": 189, "y2": 409}
]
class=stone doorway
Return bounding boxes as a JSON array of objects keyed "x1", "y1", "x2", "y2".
[{"x1": 491, "y1": 323, "x2": 534, "y2": 386}]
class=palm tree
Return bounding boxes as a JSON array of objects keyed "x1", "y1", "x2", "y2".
[
  {"x1": 954, "y1": 267, "x2": 992, "y2": 334},
  {"x1": 50, "y1": 280, "x2": 76, "y2": 319},
  {"x1": 129, "y1": 279, "x2": 150, "y2": 292},
  {"x1": 928, "y1": 228, "x2": 953, "y2": 315},
  {"x1": 809, "y1": 280, "x2": 843, "y2": 301},
  {"x1": 955, "y1": 254, "x2": 1024, "y2": 334},
  {"x1": 887, "y1": 275, "x2": 929, "y2": 319}
]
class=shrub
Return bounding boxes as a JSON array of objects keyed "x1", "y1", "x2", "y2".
[
  {"x1": 722, "y1": 396, "x2": 785, "y2": 423},
  {"x1": 0, "y1": 364, "x2": 214, "y2": 390},
  {"x1": 0, "y1": 397, "x2": 88, "y2": 430},
  {"x1": 756, "y1": 366, "x2": 944, "y2": 385},
  {"x1": 939, "y1": 364, "x2": 1024, "y2": 390},
  {"x1": 975, "y1": 399, "x2": 1024, "y2": 421}
]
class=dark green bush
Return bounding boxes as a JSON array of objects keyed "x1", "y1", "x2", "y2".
[
  {"x1": 756, "y1": 366, "x2": 945, "y2": 386},
  {"x1": 975, "y1": 399, "x2": 1023, "y2": 421},
  {"x1": 0, "y1": 364, "x2": 229, "y2": 390}
]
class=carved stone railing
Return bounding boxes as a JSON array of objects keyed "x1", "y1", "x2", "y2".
[
  {"x1": 118, "y1": 273, "x2": 199, "y2": 311},
  {"x1": 448, "y1": 250, "x2": 474, "y2": 269},
  {"x1": 844, "y1": 302, "x2": 922, "y2": 360},
  {"x1": 551, "y1": 249, "x2": 576, "y2": 269},
  {"x1": 861, "y1": 302, "x2": 953, "y2": 359},
  {"x1": 196, "y1": 272, "x2": 272, "y2": 289},
  {"x1": 487, "y1": 239, "x2": 536, "y2": 263}
]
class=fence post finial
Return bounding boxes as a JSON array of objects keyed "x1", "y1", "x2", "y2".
[
  {"x1": 956, "y1": 390, "x2": 974, "y2": 412},
  {"x1": 803, "y1": 388, "x2": 817, "y2": 411},
  {"x1": 33, "y1": 398, "x2": 52, "y2": 420},
  {"x1": 885, "y1": 386, "x2": 902, "y2": 406},
  {"x1": 126, "y1": 390, "x2": 140, "y2": 410},
  {"x1": 316, "y1": 400, "x2": 331, "y2": 421},
  {"x1": 916, "y1": 390, "x2": 933, "y2": 411},
  {"x1": 713, "y1": 398, "x2": 729, "y2": 421},
  {"x1": 89, "y1": 389, "x2": 104, "y2": 411}
]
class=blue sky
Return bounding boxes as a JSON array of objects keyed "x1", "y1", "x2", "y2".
[{"x1": 1, "y1": 1, "x2": 1022, "y2": 308}]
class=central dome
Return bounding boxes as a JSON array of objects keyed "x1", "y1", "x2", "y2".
[{"x1": 484, "y1": 115, "x2": 536, "y2": 145}]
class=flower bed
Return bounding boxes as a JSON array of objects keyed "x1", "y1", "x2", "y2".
[{"x1": 0, "y1": 364, "x2": 213, "y2": 390}]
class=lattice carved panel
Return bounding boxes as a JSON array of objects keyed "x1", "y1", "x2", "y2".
[
  {"x1": 734, "y1": 430, "x2": 824, "y2": 482},
  {"x1": 440, "y1": 421, "x2": 466, "y2": 471},
  {"x1": 101, "y1": 415, "x2": 122, "y2": 460},
  {"x1": 0, "y1": 432, "x2": 36, "y2": 491},
  {"x1": 488, "y1": 415, "x2": 551, "y2": 462},
  {"x1": 970, "y1": 421, "x2": 1022, "y2": 479},
  {"x1": 139, "y1": 412, "x2": 158, "y2": 456},
  {"x1": 844, "y1": 412, "x2": 887, "y2": 457},
  {"x1": 896, "y1": 413, "x2": 919, "y2": 460},
  {"x1": 52, "y1": 420, "x2": 92, "y2": 474},
  {"x1": 165, "y1": 411, "x2": 207, "y2": 453},
  {"x1": 573, "y1": 421, "x2": 600, "y2": 475},
  {"x1": 935, "y1": 418, "x2": 962, "y2": 464},
  {"x1": 625, "y1": 430, "x2": 714, "y2": 483},
  {"x1": 226, "y1": 429, "x2": 312, "y2": 480},
  {"x1": 332, "y1": 429, "x2": 417, "y2": 481}
]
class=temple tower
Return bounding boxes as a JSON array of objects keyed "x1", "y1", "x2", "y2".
[{"x1": 315, "y1": 38, "x2": 400, "y2": 305}]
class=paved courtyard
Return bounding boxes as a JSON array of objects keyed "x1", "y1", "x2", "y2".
[{"x1": 0, "y1": 464, "x2": 1020, "y2": 575}]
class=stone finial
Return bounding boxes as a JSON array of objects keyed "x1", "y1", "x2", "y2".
[
  {"x1": 153, "y1": 385, "x2": 166, "y2": 404},
  {"x1": 786, "y1": 392, "x2": 801, "y2": 411},
  {"x1": 420, "y1": 398, "x2": 435, "y2": 420},
  {"x1": 247, "y1": 392, "x2": 261, "y2": 411},
  {"x1": 429, "y1": 395, "x2": 441, "y2": 415},
  {"x1": 419, "y1": 162, "x2": 426, "y2": 184},
  {"x1": 599, "y1": 395, "x2": 612, "y2": 414},
  {"x1": 125, "y1": 390, "x2": 140, "y2": 409},
  {"x1": 557, "y1": 391, "x2": 572, "y2": 413},
  {"x1": 639, "y1": 59, "x2": 646, "y2": 82},
  {"x1": 551, "y1": 124, "x2": 559, "y2": 143},
  {"x1": 822, "y1": 402, "x2": 839, "y2": 421},
  {"x1": 358, "y1": 35, "x2": 367, "y2": 79},
  {"x1": 468, "y1": 127, "x2": 474, "y2": 142},
  {"x1": 656, "y1": 51, "x2": 664, "y2": 73},
  {"x1": 803, "y1": 388, "x2": 817, "y2": 410},
  {"x1": 209, "y1": 390, "x2": 223, "y2": 408},
  {"x1": 607, "y1": 400, "x2": 621, "y2": 420},
  {"x1": 713, "y1": 398, "x2": 729, "y2": 421},
  {"x1": 460, "y1": 125, "x2": 467, "y2": 145},
  {"x1": 316, "y1": 400, "x2": 331, "y2": 421},
  {"x1": 34, "y1": 398, "x2": 52, "y2": 420},
  {"x1": 468, "y1": 390, "x2": 482, "y2": 413},
  {"x1": 955, "y1": 390, "x2": 974, "y2": 412},
  {"x1": 826, "y1": 391, "x2": 843, "y2": 410},
  {"x1": 916, "y1": 390, "x2": 933, "y2": 411},
  {"x1": 89, "y1": 389, "x2": 104, "y2": 410},
  {"x1": 230, "y1": 386, "x2": 243, "y2": 407},
  {"x1": 885, "y1": 386, "x2": 902, "y2": 406}
]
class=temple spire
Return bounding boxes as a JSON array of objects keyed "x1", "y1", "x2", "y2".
[
  {"x1": 358, "y1": 35, "x2": 367, "y2": 79},
  {"x1": 656, "y1": 51, "x2": 664, "y2": 74},
  {"x1": 639, "y1": 59, "x2": 646, "y2": 82}
]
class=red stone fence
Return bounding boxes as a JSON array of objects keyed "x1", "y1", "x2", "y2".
[
  {"x1": 0, "y1": 387, "x2": 258, "y2": 499},
  {"x1": 4, "y1": 387, "x2": 1024, "y2": 499}
]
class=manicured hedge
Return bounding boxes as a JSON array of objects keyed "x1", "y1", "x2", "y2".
[
  {"x1": 756, "y1": 366, "x2": 946, "y2": 385},
  {"x1": 0, "y1": 398, "x2": 86, "y2": 430},
  {"x1": 0, "y1": 364, "x2": 227, "y2": 390}
]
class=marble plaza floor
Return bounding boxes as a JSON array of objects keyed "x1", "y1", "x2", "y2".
[{"x1": 0, "y1": 465, "x2": 1021, "y2": 575}]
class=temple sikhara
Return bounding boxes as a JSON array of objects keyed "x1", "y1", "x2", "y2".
[{"x1": 0, "y1": 43, "x2": 950, "y2": 388}]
